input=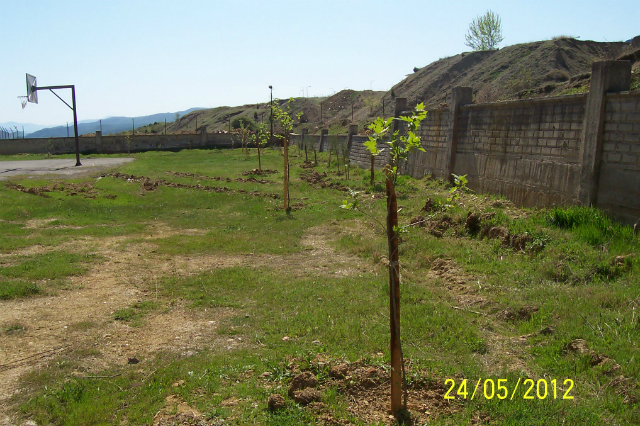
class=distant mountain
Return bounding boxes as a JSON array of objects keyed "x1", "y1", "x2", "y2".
[
  {"x1": 0, "y1": 122, "x2": 49, "y2": 136},
  {"x1": 26, "y1": 108, "x2": 205, "y2": 138}
]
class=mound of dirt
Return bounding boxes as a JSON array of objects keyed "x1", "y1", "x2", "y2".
[
  {"x1": 386, "y1": 38, "x2": 631, "y2": 110},
  {"x1": 103, "y1": 172, "x2": 280, "y2": 199},
  {"x1": 6, "y1": 181, "x2": 104, "y2": 199},
  {"x1": 498, "y1": 305, "x2": 539, "y2": 322},
  {"x1": 153, "y1": 395, "x2": 218, "y2": 426},
  {"x1": 284, "y1": 360, "x2": 462, "y2": 425},
  {"x1": 166, "y1": 171, "x2": 269, "y2": 184},
  {"x1": 241, "y1": 169, "x2": 277, "y2": 176},
  {"x1": 300, "y1": 170, "x2": 348, "y2": 191}
]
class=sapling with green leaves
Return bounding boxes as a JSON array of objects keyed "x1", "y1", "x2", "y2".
[
  {"x1": 232, "y1": 121, "x2": 252, "y2": 160},
  {"x1": 252, "y1": 121, "x2": 270, "y2": 173},
  {"x1": 342, "y1": 102, "x2": 426, "y2": 421},
  {"x1": 447, "y1": 173, "x2": 473, "y2": 202},
  {"x1": 271, "y1": 98, "x2": 302, "y2": 210}
]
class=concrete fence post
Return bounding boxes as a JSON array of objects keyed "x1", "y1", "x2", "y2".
[
  {"x1": 347, "y1": 124, "x2": 358, "y2": 152},
  {"x1": 200, "y1": 126, "x2": 208, "y2": 147},
  {"x1": 444, "y1": 87, "x2": 473, "y2": 183},
  {"x1": 393, "y1": 98, "x2": 408, "y2": 132},
  {"x1": 319, "y1": 129, "x2": 328, "y2": 152},
  {"x1": 95, "y1": 130, "x2": 102, "y2": 153},
  {"x1": 578, "y1": 61, "x2": 632, "y2": 206},
  {"x1": 393, "y1": 98, "x2": 408, "y2": 172}
]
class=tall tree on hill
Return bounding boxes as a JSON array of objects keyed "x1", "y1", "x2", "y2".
[{"x1": 465, "y1": 10, "x2": 504, "y2": 51}]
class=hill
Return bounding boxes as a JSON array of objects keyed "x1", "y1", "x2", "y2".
[
  {"x1": 21, "y1": 38, "x2": 640, "y2": 139},
  {"x1": 382, "y1": 37, "x2": 636, "y2": 110},
  {"x1": 146, "y1": 38, "x2": 638, "y2": 136},
  {"x1": 135, "y1": 91, "x2": 387, "y2": 136}
]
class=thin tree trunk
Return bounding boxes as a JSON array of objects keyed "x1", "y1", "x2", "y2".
[
  {"x1": 386, "y1": 166, "x2": 402, "y2": 418},
  {"x1": 284, "y1": 136, "x2": 289, "y2": 210},
  {"x1": 370, "y1": 155, "x2": 375, "y2": 185}
]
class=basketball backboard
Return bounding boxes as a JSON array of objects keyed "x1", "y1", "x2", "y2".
[{"x1": 26, "y1": 73, "x2": 38, "y2": 104}]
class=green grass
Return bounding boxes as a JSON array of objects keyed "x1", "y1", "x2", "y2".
[
  {"x1": 3, "y1": 148, "x2": 639, "y2": 425},
  {"x1": 3, "y1": 322, "x2": 28, "y2": 335},
  {"x1": 113, "y1": 301, "x2": 157, "y2": 327},
  {"x1": 0, "y1": 251, "x2": 98, "y2": 300}
]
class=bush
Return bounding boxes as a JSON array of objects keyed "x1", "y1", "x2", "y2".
[
  {"x1": 544, "y1": 69, "x2": 570, "y2": 82},
  {"x1": 231, "y1": 117, "x2": 256, "y2": 131}
]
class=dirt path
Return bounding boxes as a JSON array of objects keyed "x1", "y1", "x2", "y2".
[
  {"x1": 0, "y1": 222, "x2": 369, "y2": 423},
  {"x1": 0, "y1": 158, "x2": 136, "y2": 180}
]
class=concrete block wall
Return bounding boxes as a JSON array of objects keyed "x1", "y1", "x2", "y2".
[
  {"x1": 291, "y1": 133, "x2": 347, "y2": 153},
  {"x1": 454, "y1": 95, "x2": 586, "y2": 207},
  {"x1": 348, "y1": 61, "x2": 638, "y2": 224},
  {"x1": 406, "y1": 108, "x2": 450, "y2": 179},
  {"x1": 0, "y1": 137, "x2": 97, "y2": 155},
  {"x1": 350, "y1": 135, "x2": 390, "y2": 169},
  {"x1": 597, "y1": 92, "x2": 640, "y2": 222},
  {"x1": 0, "y1": 132, "x2": 236, "y2": 156}
]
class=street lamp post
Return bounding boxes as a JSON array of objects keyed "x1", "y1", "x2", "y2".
[{"x1": 269, "y1": 85, "x2": 273, "y2": 141}]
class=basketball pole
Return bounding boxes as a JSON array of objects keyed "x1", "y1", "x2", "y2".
[{"x1": 32, "y1": 85, "x2": 81, "y2": 166}]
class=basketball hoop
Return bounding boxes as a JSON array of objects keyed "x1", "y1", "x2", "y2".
[{"x1": 18, "y1": 96, "x2": 28, "y2": 109}]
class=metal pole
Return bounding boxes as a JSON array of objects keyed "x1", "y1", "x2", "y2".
[
  {"x1": 164, "y1": 118, "x2": 167, "y2": 135},
  {"x1": 67, "y1": 122, "x2": 69, "y2": 137},
  {"x1": 100, "y1": 119, "x2": 102, "y2": 133},
  {"x1": 22, "y1": 126, "x2": 25, "y2": 138},
  {"x1": 71, "y1": 85, "x2": 81, "y2": 166},
  {"x1": 132, "y1": 118, "x2": 134, "y2": 135},
  {"x1": 269, "y1": 85, "x2": 273, "y2": 140}
]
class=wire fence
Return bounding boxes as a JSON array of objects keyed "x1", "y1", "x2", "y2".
[{"x1": 0, "y1": 127, "x2": 25, "y2": 140}]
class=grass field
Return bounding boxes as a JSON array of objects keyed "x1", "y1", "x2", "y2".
[{"x1": 0, "y1": 147, "x2": 638, "y2": 425}]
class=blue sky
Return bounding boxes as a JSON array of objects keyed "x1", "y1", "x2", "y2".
[{"x1": 1, "y1": 0, "x2": 638, "y2": 126}]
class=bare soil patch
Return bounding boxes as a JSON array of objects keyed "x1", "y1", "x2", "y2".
[
  {"x1": 0, "y1": 222, "x2": 371, "y2": 423},
  {"x1": 166, "y1": 171, "x2": 271, "y2": 184},
  {"x1": 102, "y1": 172, "x2": 280, "y2": 199}
]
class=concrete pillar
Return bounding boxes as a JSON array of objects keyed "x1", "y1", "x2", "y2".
[
  {"x1": 347, "y1": 124, "x2": 358, "y2": 152},
  {"x1": 95, "y1": 130, "x2": 102, "y2": 153},
  {"x1": 444, "y1": 87, "x2": 473, "y2": 182},
  {"x1": 578, "y1": 61, "x2": 632, "y2": 206},
  {"x1": 200, "y1": 126, "x2": 207, "y2": 147},
  {"x1": 319, "y1": 129, "x2": 328, "y2": 152},
  {"x1": 393, "y1": 98, "x2": 408, "y2": 132}
]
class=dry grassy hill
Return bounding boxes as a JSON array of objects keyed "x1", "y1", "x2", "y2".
[{"x1": 137, "y1": 37, "x2": 639, "y2": 136}]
